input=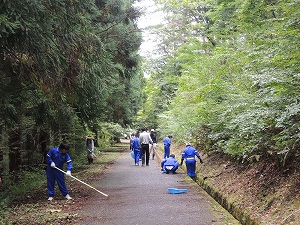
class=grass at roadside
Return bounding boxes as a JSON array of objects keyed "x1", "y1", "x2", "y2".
[{"x1": 0, "y1": 142, "x2": 128, "y2": 225}]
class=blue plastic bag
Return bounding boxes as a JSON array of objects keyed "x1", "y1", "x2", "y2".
[
  {"x1": 130, "y1": 150, "x2": 135, "y2": 159},
  {"x1": 168, "y1": 188, "x2": 188, "y2": 194}
]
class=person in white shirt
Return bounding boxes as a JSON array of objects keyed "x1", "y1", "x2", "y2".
[{"x1": 138, "y1": 127, "x2": 153, "y2": 166}]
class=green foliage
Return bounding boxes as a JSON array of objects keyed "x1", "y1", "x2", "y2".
[
  {"x1": 0, "y1": 0, "x2": 144, "y2": 200},
  {"x1": 146, "y1": 0, "x2": 300, "y2": 167},
  {"x1": 1, "y1": 168, "x2": 45, "y2": 204},
  {"x1": 98, "y1": 122, "x2": 125, "y2": 143},
  {"x1": 0, "y1": 0, "x2": 143, "y2": 130}
]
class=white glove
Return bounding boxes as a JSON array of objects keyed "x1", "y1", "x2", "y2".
[
  {"x1": 50, "y1": 162, "x2": 56, "y2": 168},
  {"x1": 66, "y1": 170, "x2": 71, "y2": 176}
]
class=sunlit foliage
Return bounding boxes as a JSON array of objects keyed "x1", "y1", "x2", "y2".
[{"x1": 144, "y1": 0, "x2": 300, "y2": 166}]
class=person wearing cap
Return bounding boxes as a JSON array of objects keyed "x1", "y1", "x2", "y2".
[
  {"x1": 149, "y1": 129, "x2": 157, "y2": 160},
  {"x1": 85, "y1": 135, "x2": 95, "y2": 164},
  {"x1": 46, "y1": 143, "x2": 73, "y2": 201},
  {"x1": 163, "y1": 135, "x2": 172, "y2": 158},
  {"x1": 180, "y1": 143, "x2": 203, "y2": 179},
  {"x1": 161, "y1": 154, "x2": 179, "y2": 174}
]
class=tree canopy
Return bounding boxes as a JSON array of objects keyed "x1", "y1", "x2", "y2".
[
  {"x1": 0, "y1": 0, "x2": 144, "y2": 180},
  {"x1": 140, "y1": 0, "x2": 300, "y2": 167}
]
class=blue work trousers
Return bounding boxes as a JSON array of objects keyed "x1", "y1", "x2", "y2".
[
  {"x1": 185, "y1": 159, "x2": 197, "y2": 178},
  {"x1": 164, "y1": 145, "x2": 170, "y2": 158},
  {"x1": 134, "y1": 149, "x2": 141, "y2": 164},
  {"x1": 164, "y1": 164, "x2": 178, "y2": 173},
  {"x1": 46, "y1": 167, "x2": 69, "y2": 197}
]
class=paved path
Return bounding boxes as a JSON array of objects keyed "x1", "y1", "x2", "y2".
[{"x1": 76, "y1": 149, "x2": 240, "y2": 225}]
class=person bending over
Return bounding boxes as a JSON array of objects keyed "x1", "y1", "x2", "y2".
[
  {"x1": 161, "y1": 154, "x2": 179, "y2": 174},
  {"x1": 46, "y1": 143, "x2": 73, "y2": 201},
  {"x1": 180, "y1": 143, "x2": 203, "y2": 179}
]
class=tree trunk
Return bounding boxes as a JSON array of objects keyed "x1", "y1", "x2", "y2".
[
  {"x1": 0, "y1": 139, "x2": 3, "y2": 191},
  {"x1": 8, "y1": 128, "x2": 21, "y2": 179},
  {"x1": 40, "y1": 131, "x2": 50, "y2": 164}
]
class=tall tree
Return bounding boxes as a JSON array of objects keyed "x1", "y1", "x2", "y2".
[
  {"x1": 0, "y1": 0, "x2": 143, "y2": 182},
  {"x1": 144, "y1": 0, "x2": 300, "y2": 167}
]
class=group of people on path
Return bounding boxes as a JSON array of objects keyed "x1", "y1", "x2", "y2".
[
  {"x1": 45, "y1": 129, "x2": 204, "y2": 201},
  {"x1": 161, "y1": 143, "x2": 203, "y2": 178},
  {"x1": 130, "y1": 127, "x2": 158, "y2": 166},
  {"x1": 130, "y1": 128, "x2": 204, "y2": 179}
]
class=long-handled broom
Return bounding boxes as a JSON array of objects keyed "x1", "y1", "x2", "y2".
[{"x1": 54, "y1": 167, "x2": 108, "y2": 197}]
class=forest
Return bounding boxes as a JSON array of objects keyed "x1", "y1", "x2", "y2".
[
  {"x1": 0, "y1": 0, "x2": 300, "y2": 223},
  {"x1": 142, "y1": 0, "x2": 300, "y2": 169},
  {"x1": 0, "y1": 0, "x2": 144, "y2": 199}
]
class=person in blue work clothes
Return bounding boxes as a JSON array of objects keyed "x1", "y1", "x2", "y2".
[
  {"x1": 161, "y1": 154, "x2": 179, "y2": 174},
  {"x1": 180, "y1": 143, "x2": 203, "y2": 179},
  {"x1": 131, "y1": 133, "x2": 141, "y2": 166},
  {"x1": 163, "y1": 135, "x2": 172, "y2": 158},
  {"x1": 46, "y1": 143, "x2": 73, "y2": 201}
]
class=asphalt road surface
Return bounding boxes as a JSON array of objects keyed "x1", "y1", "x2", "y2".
[{"x1": 76, "y1": 150, "x2": 240, "y2": 225}]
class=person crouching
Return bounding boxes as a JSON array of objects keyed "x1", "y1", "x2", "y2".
[{"x1": 161, "y1": 154, "x2": 179, "y2": 174}]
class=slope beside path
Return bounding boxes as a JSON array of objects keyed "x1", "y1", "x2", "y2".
[{"x1": 75, "y1": 145, "x2": 240, "y2": 225}]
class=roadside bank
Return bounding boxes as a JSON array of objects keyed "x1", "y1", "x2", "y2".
[{"x1": 159, "y1": 142, "x2": 300, "y2": 225}]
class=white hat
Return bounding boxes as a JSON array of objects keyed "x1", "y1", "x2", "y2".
[
  {"x1": 186, "y1": 142, "x2": 191, "y2": 146},
  {"x1": 151, "y1": 129, "x2": 155, "y2": 132}
]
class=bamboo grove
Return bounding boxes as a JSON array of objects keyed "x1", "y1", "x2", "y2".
[
  {"x1": 0, "y1": 0, "x2": 144, "y2": 183},
  {"x1": 141, "y1": 0, "x2": 300, "y2": 169}
]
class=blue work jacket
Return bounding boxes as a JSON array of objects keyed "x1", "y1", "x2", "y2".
[{"x1": 46, "y1": 147, "x2": 73, "y2": 171}]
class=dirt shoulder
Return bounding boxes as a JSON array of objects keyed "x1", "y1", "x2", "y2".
[
  {"x1": 203, "y1": 152, "x2": 300, "y2": 225},
  {"x1": 0, "y1": 144, "x2": 123, "y2": 224},
  {"x1": 171, "y1": 143, "x2": 300, "y2": 225}
]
